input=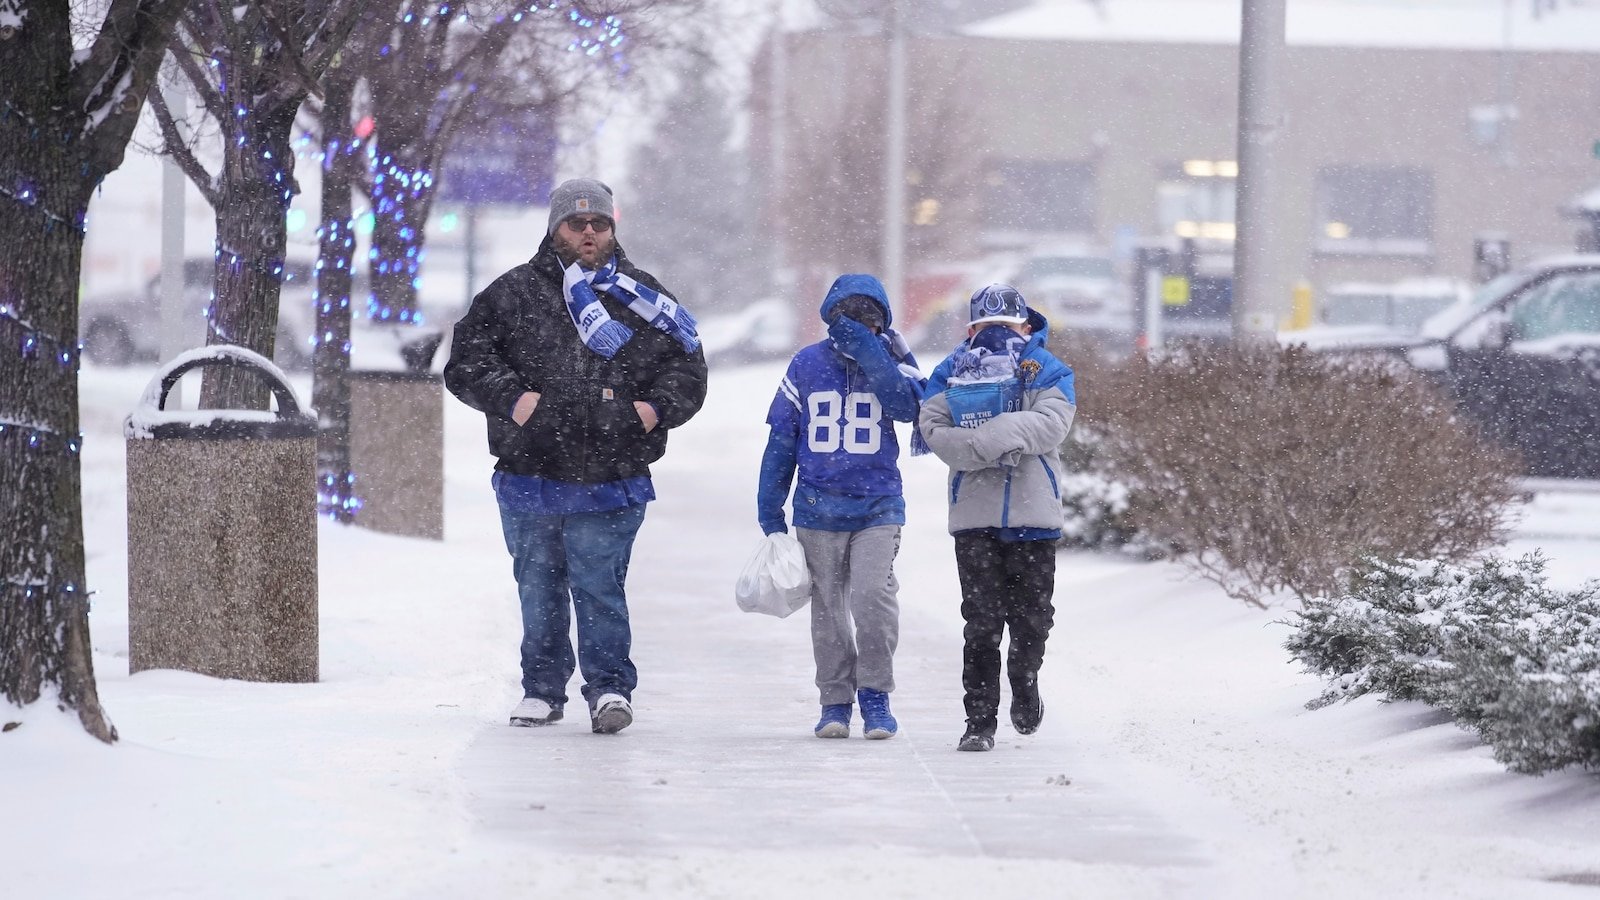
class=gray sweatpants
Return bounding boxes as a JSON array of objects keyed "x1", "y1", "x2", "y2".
[{"x1": 794, "y1": 525, "x2": 901, "y2": 706}]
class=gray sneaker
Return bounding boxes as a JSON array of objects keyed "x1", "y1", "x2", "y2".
[
  {"x1": 510, "y1": 697, "x2": 563, "y2": 727},
  {"x1": 590, "y1": 693, "x2": 633, "y2": 734}
]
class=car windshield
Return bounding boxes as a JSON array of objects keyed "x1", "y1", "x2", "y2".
[
  {"x1": 1322, "y1": 292, "x2": 1388, "y2": 327},
  {"x1": 1019, "y1": 257, "x2": 1114, "y2": 281},
  {"x1": 1323, "y1": 290, "x2": 1455, "y2": 332},
  {"x1": 1420, "y1": 269, "x2": 1528, "y2": 340},
  {"x1": 1392, "y1": 296, "x2": 1456, "y2": 331}
]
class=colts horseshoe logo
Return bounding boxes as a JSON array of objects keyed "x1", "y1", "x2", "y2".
[{"x1": 978, "y1": 286, "x2": 1024, "y2": 317}]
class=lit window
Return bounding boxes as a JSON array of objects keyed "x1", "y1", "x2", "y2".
[
  {"x1": 1158, "y1": 162, "x2": 1236, "y2": 241},
  {"x1": 1314, "y1": 166, "x2": 1433, "y2": 256}
]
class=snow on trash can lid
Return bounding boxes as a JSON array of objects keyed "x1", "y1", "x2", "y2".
[{"x1": 125, "y1": 345, "x2": 316, "y2": 441}]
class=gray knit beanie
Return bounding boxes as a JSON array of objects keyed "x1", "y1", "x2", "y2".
[{"x1": 546, "y1": 178, "x2": 616, "y2": 235}]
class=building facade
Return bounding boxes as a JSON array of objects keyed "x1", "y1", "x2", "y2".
[{"x1": 763, "y1": 0, "x2": 1600, "y2": 318}]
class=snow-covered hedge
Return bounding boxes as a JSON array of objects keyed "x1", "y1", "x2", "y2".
[
  {"x1": 1067, "y1": 343, "x2": 1520, "y2": 606},
  {"x1": 1288, "y1": 555, "x2": 1600, "y2": 775},
  {"x1": 1057, "y1": 425, "x2": 1169, "y2": 556}
]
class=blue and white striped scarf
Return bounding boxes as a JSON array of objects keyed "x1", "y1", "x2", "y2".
[{"x1": 561, "y1": 256, "x2": 700, "y2": 359}]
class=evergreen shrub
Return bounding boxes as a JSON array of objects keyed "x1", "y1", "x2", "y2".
[{"x1": 1289, "y1": 554, "x2": 1600, "y2": 775}]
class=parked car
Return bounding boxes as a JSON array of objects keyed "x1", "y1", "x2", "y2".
[
  {"x1": 1006, "y1": 250, "x2": 1133, "y2": 344},
  {"x1": 696, "y1": 296, "x2": 798, "y2": 364},
  {"x1": 80, "y1": 258, "x2": 317, "y2": 369},
  {"x1": 1295, "y1": 255, "x2": 1600, "y2": 478},
  {"x1": 1316, "y1": 276, "x2": 1470, "y2": 335}
]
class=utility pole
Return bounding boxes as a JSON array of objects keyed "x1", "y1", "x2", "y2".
[
  {"x1": 770, "y1": 4, "x2": 789, "y2": 299},
  {"x1": 1232, "y1": 0, "x2": 1287, "y2": 340},
  {"x1": 158, "y1": 70, "x2": 192, "y2": 402},
  {"x1": 883, "y1": 0, "x2": 907, "y2": 322}
]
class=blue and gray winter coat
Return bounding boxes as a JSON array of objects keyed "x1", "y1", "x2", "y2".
[
  {"x1": 919, "y1": 308, "x2": 1076, "y2": 536},
  {"x1": 757, "y1": 274, "x2": 925, "y2": 534}
]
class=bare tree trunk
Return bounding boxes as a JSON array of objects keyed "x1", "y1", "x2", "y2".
[
  {"x1": 0, "y1": 146, "x2": 112, "y2": 741},
  {"x1": 366, "y1": 140, "x2": 434, "y2": 322},
  {"x1": 198, "y1": 102, "x2": 301, "y2": 410},
  {"x1": 0, "y1": 0, "x2": 187, "y2": 741},
  {"x1": 155, "y1": 0, "x2": 370, "y2": 411},
  {"x1": 314, "y1": 71, "x2": 358, "y2": 521}
]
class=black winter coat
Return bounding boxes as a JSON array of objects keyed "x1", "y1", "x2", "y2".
[{"x1": 443, "y1": 236, "x2": 709, "y2": 483}]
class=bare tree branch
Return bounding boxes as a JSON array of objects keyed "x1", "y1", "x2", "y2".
[
  {"x1": 74, "y1": 0, "x2": 191, "y2": 179},
  {"x1": 166, "y1": 38, "x2": 231, "y2": 124},
  {"x1": 147, "y1": 85, "x2": 222, "y2": 206}
]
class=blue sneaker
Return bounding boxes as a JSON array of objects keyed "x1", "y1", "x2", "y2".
[
  {"x1": 857, "y1": 688, "x2": 898, "y2": 740},
  {"x1": 815, "y1": 703, "x2": 851, "y2": 738}
]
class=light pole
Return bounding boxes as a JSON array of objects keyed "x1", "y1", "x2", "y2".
[
  {"x1": 816, "y1": 0, "x2": 908, "y2": 322},
  {"x1": 158, "y1": 68, "x2": 193, "y2": 401},
  {"x1": 1233, "y1": 0, "x2": 1287, "y2": 339},
  {"x1": 883, "y1": 0, "x2": 907, "y2": 322},
  {"x1": 770, "y1": 1, "x2": 789, "y2": 298}
]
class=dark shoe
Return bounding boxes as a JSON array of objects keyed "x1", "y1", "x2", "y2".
[
  {"x1": 957, "y1": 727, "x2": 994, "y2": 752},
  {"x1": 1010, "y1": 681, "x2": 1044, "y2": 735},
  {"x1": 857, "y1": 688, "x2": 898, "y2": 739},
  {"x1": 814, "y1": 703, "x2": 852, "y2": 738},
  {"x1": 590, "y1": 693, "x2": 633, "y2": 734}
]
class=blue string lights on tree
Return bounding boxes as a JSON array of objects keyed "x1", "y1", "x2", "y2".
[
  {"x1": 311, "y1": 131, "x2": 364, "y2": 522},
  {"x1": 351, "y1": 0, "x2": 631, "y2": 329},
  {"x1": 318, "y1": 471, "x2": 363, "y2": 519},
  {"x1": 0, "y1": 288, "x2": 85, "y2": 463},
  {"x1": 1, "y1": 94, "x2": 93, "y2": 616},
  {"x1": 2, "y1": 102, "x2": 91, "y2": 235},
  {"x1": 364, "y1": 150, "x2": 433, "y2": 325}
]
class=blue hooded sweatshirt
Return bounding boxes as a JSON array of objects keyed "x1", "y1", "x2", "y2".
[{"x1": 756, "y1": 274, "x2": 925, "y2": 534}]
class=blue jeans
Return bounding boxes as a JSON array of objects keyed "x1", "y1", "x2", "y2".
[{"x1": 496, "y1": 500, "x2": 647, "y2": 708}]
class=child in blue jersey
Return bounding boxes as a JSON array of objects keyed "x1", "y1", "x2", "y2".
[{"x1": 757, "y1": 273, "x2": 925, "y2": 739}]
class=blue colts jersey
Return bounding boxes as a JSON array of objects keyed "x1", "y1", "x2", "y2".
[{"x1": 768, "y1": 341, "x2": 905, "y2": 499}]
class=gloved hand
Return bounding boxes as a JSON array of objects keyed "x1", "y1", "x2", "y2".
[{"x1": 827, "y1": 315, "x2": 879, "y2": 358}]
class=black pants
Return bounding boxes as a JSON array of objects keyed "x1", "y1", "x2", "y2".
[{"x1": 954, "y1": 532, "x2": 1057, "y2": 733}]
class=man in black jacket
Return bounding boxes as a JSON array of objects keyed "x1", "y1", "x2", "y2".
[{"x1": 444, "y1": 178, "x2": 708, "y2": 735}]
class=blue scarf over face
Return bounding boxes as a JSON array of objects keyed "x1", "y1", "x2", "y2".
[
  {"x1": 951, "y1": 325, "x2": 1027, "y2": 381},
  {"x1": 560, "y1": 255, "x2": 700, "y2": 358}
]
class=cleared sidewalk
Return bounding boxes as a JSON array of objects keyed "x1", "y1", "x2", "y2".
[{"x1": 454, "y1": 459, "x2": 1204, "y2": 872}]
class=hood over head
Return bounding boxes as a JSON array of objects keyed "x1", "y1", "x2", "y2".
[{"x1": 820, "y1": 273, "x2": 892, "y2": 328}]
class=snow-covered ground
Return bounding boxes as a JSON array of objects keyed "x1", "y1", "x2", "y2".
[{"x1": 5, "y1": 358, "x2": 1600, "y2": 899}]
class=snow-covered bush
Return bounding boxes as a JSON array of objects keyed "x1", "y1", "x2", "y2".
[
  {"x1": 1449, "y1": 575, "x2": 1600, "y2": 775},
  {"x1": 1057, "y1": 426, "x2": 1167, "y2": 555},
  {"x1": 1082, "y1": 343, "x2": 1520, "y2": 606},
  {"x1": 1289, "y1": 554, "x2": 1600, "y2": 775},
  {"x1": 1059, "y1": 468, "x2": 1139, "y2": 549},
  {"x1": 1055, "y1": 339, "x2": 1165, "y2": 555},
  {"x1": 1286, "y1": 555, "x2": 1551, "y2": 711}
]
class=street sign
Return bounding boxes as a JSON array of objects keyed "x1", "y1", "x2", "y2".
[
  {"x1": 440, "y1": 113, "x2": 557, "y2": 206},
  {"x1": 1161, "y1": 275, "x2": 1191, "y2": 306}
]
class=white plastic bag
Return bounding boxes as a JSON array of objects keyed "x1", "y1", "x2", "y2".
[{"x1": 735, "y1": 532, "x2": 812, "y2": 618}]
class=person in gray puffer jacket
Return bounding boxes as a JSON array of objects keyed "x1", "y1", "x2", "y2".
[{"x1": 917, "y1": 283, "x2": 1076, "y2": 753}]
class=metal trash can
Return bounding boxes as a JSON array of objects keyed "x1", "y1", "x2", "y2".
[
  {"x1": 347, "y1": 370, "x2": 444, "y2": 540},
  {"x1": 124, "y1": 346, "x2": 318, "y2": 682}
]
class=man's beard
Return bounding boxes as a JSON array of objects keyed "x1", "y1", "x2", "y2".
[{"x1": 554, "y1": 231, "x2": 615, "y2": 268}]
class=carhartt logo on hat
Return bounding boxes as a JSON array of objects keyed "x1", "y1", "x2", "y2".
[{"x1": 547, "y1": 177, "x2": 615, "y2": 235}]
